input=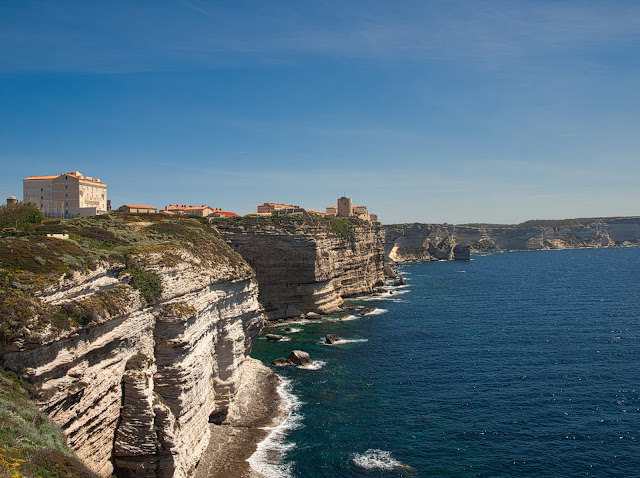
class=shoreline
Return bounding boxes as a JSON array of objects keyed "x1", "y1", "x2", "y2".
[{"x1": 194, "y1": 357, "x2": 284, "y2": 478}]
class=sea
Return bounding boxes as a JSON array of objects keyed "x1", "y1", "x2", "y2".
[{"x1": 248, "y1": 247, "x2": 640, "y2": 477}]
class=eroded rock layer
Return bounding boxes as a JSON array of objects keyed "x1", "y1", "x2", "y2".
[
  {"x1": 214, "y1": 216, "x2": 386, "y2": 320},
  {"x1": 385, "y1": 217, "x2": 640, "y2": 262},
  {"x1": 0, "y1": 216, "x2": 264, "y2": 477}
]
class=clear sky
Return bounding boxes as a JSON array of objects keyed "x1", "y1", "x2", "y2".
[{"x1": 1, "y1": 0, "x2": 639, "y2": 224}]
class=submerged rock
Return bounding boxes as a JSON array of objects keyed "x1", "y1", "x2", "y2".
[
  {"x1": 360, "y1": 308, "x2": 376, "y2": 316},
  {"x1": 271, "y1": 358, "x2": 291, "y2": 367},
  {"x1": 393, "y1": 277, "x2": 405, "y2": 286}
]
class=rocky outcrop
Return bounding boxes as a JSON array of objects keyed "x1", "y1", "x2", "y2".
[
  {"x1": 214, "y1": 216, "x2": 385, "y2": 320},
  {"x1": 0, "y1": 216, "x2": 265, "y2": 477},
  {"x1": 385, "y1": 217, "x2": 640, "y2": 262}
]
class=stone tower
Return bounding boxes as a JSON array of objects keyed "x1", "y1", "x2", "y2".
[
  {"x1": 337, "y1": 196, "x2": 352, "y2": 217},
  {"x1": 6, "y1": 196, "x2": 18, "y2": 205}
]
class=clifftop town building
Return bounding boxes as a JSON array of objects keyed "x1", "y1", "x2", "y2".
[
  {"x1": 161, "y1": 204, "x2": 239, "y2": 217},
  {"x1": 256, "y1": 197, "x2": 379, "y2": 222},
  {"x1": 23, "y1": 171, "x2": 107, "y2": 218},
  {"x1": 256, "y1": 202, "x2": 301, "y2": 215},
  {"x1": 118, "y1": 204, "x2": 158, "y2": 214},
  {"x1": 326, "y1": 197, "x2": 379, "y2": 222}
]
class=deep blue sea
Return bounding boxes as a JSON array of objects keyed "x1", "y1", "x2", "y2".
[{"x1": 249, "y1": 247, "x2": 640, "y2": 477}]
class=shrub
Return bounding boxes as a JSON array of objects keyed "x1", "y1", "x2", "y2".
[
  {"x1": 329, "y1": 217, "x2": 350, "y2": 239},
  {"x1": 0, "y1": 369, "x2": 95, "y2": 477},
  {"x1": 124, "y1": 259, "x2": 163, "y2": 304},
  {"x1": 0, "y1": 202, "x2": 43, "y2": 230}
]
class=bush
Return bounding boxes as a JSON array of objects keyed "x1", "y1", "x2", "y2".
[
  {"x1": 329, "y1": 217, "x2": 350, "y2": 239},
  {"x1": 0, "y1": 202, "x2": 43, "y2": 230},
  {"x1": 124, "y1": 259, "x2": 163, "y2": 304},
  {"x1": 0, "y1": 369, "x2": 96, "y2": 477}
]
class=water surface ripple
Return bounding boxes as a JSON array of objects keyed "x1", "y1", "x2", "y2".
[{"x1": 251, "y1": 247, "x2": 640, "y2": 477}]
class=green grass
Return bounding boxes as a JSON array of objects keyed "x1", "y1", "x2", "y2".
[
  {"x1": 0, "y1": 203, "x2": 43, "y2": 232},
  {"x1": 212, "y1": 213, "x2": 372, "y2": 240},
  {"x1": 0, "y1": 369, "x2": 96, "y2": 478},
  {"x1": 0, "y1": 213, "x2": 249, "y2": 345}
]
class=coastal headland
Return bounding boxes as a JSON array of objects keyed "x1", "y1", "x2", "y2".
[
  {"x1": 2, "y1": 209, "x2": 640, "y2": 477},
  {"x1": 0, "y1": 212, "x2": 388, "y2": 477},
  {"x1": 384, "y1": 217, "x2": 640, "y2": 262}
]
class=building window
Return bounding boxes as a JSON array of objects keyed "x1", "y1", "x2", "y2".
[
  {"x1": 40, "y1": 188, "x2": 43, "y2": 192},
  {"x1": 65, "y1": 176, "x2": 68, "y2": 180},
  {"x1": 40, "y1": 196, "x2": 43, "y2": 199},
  {"x1": 65, "y1": 202, "x2": 68, "y2": 206},
  {"x1": 65, "y1": 193, "x2": 68, "y2": 198},
  {"x1": 65, "y1": 185, "x2": 68, "y2": 189}
]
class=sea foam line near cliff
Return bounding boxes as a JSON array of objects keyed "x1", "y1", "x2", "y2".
[{"x1": 247, "y1": 376, "x2": 303, "y2": 478}]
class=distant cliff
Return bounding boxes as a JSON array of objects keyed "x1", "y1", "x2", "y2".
[
  {"x1": 213, "y1": 215, "x2": 386, "y2": 320},
  {"x1": 0, "y1": 214, "x2": 265, "y2": 477},
  {"x1": 385, "y1": 217, "x2": 640, "y2": 262}
]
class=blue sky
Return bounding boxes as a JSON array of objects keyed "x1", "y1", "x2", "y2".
[{"x1": 1, "y1": 0, "x2": 639, "y2": 224}]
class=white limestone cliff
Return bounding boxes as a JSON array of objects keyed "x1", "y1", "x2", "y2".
[{"x1": 2, "y1": 248, "x2": 264, "y2": 477}]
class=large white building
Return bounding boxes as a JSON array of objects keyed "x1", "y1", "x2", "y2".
[{"x1": 23, "y1": 171, "x2": 107, "y2": 218}]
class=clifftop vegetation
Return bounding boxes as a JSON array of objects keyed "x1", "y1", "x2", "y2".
[
  {"x1": 388, "y1": 217, "x2": 608, "y2": 229},
  {"x1": 211, "y1": 213, "x2": 372, "y2": 239},
  {"x1": 0, "y1": 368, "x2": 95, "y2": 478},
  {"x1": 0, "y1": 211, "x2": 248, "y2": 346}
]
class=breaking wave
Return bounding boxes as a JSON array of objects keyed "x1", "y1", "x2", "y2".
[
  {"x1": 352, "y1": 449, "x2": 414, "y2": 473},
  {"x1": 247, "y1": 376, "x2": 303, "y2": 478}
]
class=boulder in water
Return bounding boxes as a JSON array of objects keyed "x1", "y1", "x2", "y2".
[
  {"x1": 393, "y1": 277, "x2": 405, "y2": 286},
  {"x1": 360, "y1": 307, "x2": 376, "y2": 316},
  {"x1": 271, "y1": 358, "x2": 291, "y2": 367},
  {"x1": 325, "y1": 334, "x2": 340, "y2": 345},
  {"x1": 287, "y1": 350, "x2": 312, "y2": 366},
  {"x1": 266, "y1": 334, "x2": 284, "y2": 342}
]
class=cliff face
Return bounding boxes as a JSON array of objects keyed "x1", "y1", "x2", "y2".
[
  {"x1": 213, "y1": 216, "x2": 386, "y2": 320},
  {"x1": 385, "y1": 217, "x2": 640, "y2": 262},
  {"x1": 0, "y1": 215, "x2": 264, "y2": 477}
]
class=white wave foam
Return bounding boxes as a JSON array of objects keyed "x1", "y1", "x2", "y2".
[
  {"x1": 325, "y1": 314, "x2": 358, "y2": 322},
  {"x1": 352, "y1": 449, "x2": 411, "y2": 472},
  {"x1": 358, "y1": 289, "x2": 410, "y2": 301},
  {"x1": 247, "y1": 376, "x2": 303, "y2": 478},
  {"x1": 283, "y1": 318, "x2": 320, "y2": 325},
  {"x1": 298, "y1": 360, "x2": 326, "y2": 370},
  {"x1": 334, "y1": 338, "x2": 368, "y2": 344},
  {"x1": 282, "y1": 327, "x2": 302, "y2": 333},
  {"x1": 320, "y1": 338, "x2": 368, "y2": 346},
  {"x1": 366, "y1": 308, "x2": 388, "y2": 316}
]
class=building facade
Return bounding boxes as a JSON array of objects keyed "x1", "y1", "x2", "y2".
[
  {"x1": 256, "y1": 202, "x2": 301, "y2": 214},
  {"x1": 337, "y1": 196, "x2": 353, "y2": 217},
  {"x1": 119, "y1": 204, "x2": 158, "y2": 214},
  {"x1": 23, "y1": 171, "x2": 107, "y2": 218}
]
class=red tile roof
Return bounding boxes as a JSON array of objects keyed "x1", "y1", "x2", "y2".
[
  {"x1": 123, "y1": 204, "x2": 156, "y2": 209},
  {"x1": 214, "y1": 210, "x2": 240, "y2": 217},
  {"x1": 23, "y1": 175, "x2": 58, "y2": 180},
  {"x1": 165, "y1": 204, "x2": 211, "y2": 211},
  {"x1": 24, "y1": 171, "x2": 105, "y2": 184}
]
